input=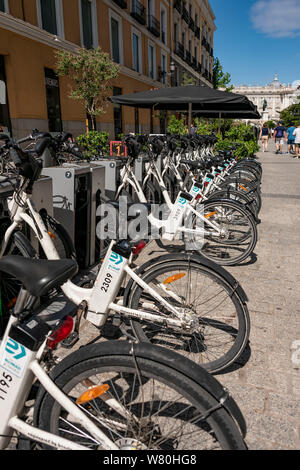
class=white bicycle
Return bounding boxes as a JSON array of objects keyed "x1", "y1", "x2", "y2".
[
  {"x1": 0, "y1": 138, "x2": 250, "y2": 374},
  {"x1": 0, "y1": 254, "x2": 247, "y2": 450}
]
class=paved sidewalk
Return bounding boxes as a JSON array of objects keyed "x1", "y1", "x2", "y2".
[{"x1": 219, "y1": 144, "x2": 300, "y2": 449}]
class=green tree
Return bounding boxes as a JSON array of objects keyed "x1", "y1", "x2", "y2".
[
  {"x1": 280, "y1": 99, "x2": 300, "y2": 127},
  {"x1": 76, "y1": 131, "x2": 110, "y2": 159},
  {"x1": 212, "y1": 57, "x2": 233, "y2": 91},
  {"x1": 167, "y1": 115, "x2": 187, "y2": 135},
  {"x1": 181, "y1": 72, "x2": 197, "y2": 86},
  {"x1": 55, "y1": 47, "x2": 119, "y2": 131},
  {"x1": 264, "y1": 120, "x2": 276, "y2": 129}
]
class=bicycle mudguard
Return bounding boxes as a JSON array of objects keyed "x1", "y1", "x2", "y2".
[
  {"x1": 32, "y1": 340, "x2": 247, "y2": 439},
  {"x1": 123, "y1": 252, "x2": 248, "y2": 305},
  {"x1": 47, "y1": 216, "x2": 76, "y2": 259},
  {"x1": 13, "y1": 231, "x2": 36, "y2": 258}
]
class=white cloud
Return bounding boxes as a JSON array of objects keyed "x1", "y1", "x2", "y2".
[{"x1": 250, "y1": 0, "x2": 300, "y2": 38}]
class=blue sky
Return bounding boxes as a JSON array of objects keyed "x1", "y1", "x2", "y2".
[{"x1": 209, "y1": 0, "x2": 300, "y2": 86}]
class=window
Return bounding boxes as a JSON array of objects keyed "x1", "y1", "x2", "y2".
[
  {"x1": 0, "y1": 0, "x2": 9, "y2": 13},
  {"x1": 111, "y1": 18, "x2": 120, "y2": 63},
  {"x1": 174, "y1": 23, "x2": 178, "y2": 44},
  {"x1": 113, "y1": 87, "x2": 123, "y2": 140},
  {"x1": 132, "y1": 30, "x2": 142, "y2": 73},
  {"x1": 148, "y1": 43, "x2": 155, "y2": 79},
  {"x1": 160, "y1": 6, "x2": 166, "y2": 44},
  {"x1": 0, "y1": 55, "x2": 11, "y2": 136},
  {"x1": 81, "y1": 0, "x2": 93, "y2": 48},
  {"x1": 38, "y1": 0, "x2": 64, "y2": 37},
  {"x1": 79, "y1": 0, "x2": 98, "y2": 49},
  {"x1": 45, "y1": 68, "x2": 62, "y2": 132},
  {"x1": 147, "y1": 0, "x2": 154, "y2": 15},
  {"x1": 161, "y1": 52, "x2": 167, "y2": 84},
  {"x1": 110, "y1": 10, "x2": 123, "y2": 64},
  {"x1": 182, "y1": 31, "x2": 185, "y2": 50}
]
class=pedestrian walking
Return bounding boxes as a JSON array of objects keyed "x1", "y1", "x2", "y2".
[
  {"x1": 293, "y1": 124, "x2": 300, "y2": 159},
  {"x1": 190, "y1": 122, "x2": 197, "y2": 135},
  {"x1": 273, "y1": 122, "x2": 286, "y2": 154},
  {"x1": 259, "y1": 123, "x2": 270, "y2": 152},
  {"x1": 286, "y1": 124, "x2": 296, "y2": 154}
]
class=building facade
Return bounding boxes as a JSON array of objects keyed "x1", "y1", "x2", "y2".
[
  {"x1": 0, "y1": 0, "x2": 216, "y2": 139},
  {"x1": 234, "y1": 74, "x2": 299, "y2": 124}
]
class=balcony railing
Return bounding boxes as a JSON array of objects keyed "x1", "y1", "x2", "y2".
[
  {"x1": 130, "y1": 0, "x2": 146, "y2": 25},
  {"x1": 148, "y1": 14, "x2": 160, "y2": 37},
  {"x1": 182, "y1": 6, "x2": 189, "y2": 24},
  {"x1": 174, "y1": 41, "x2": 184, "y2": 59},
  {"x1": 195, "y1": 26, "x2": 200, "y2": 39},
  {"x1": 112, "y1": 0, "x2": 127, "y2": 8},
  {"x1": 174, "y1": 0, "x2": 182, "y2": 14}
]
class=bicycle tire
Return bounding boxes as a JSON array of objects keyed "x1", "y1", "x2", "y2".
[
  {"x1": 35, "y1": 341, "x2": 247, "y2": 450},
  {"x1": 199, "y1": 200, "x2": 258, "y2": 266},
  {"x1": 127, "y1": 258, "x2": 250, "y2": 374},
  {"x1": 207, "y1": 189, "x2": 259, "y2": 218}
]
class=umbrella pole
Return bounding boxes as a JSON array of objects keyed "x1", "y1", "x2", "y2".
[{"x1": 188, "y1": 103, "x2": 192, "y2": 132}]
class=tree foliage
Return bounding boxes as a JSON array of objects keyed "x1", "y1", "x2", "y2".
[
  {"x1": 76, "y1": 131, "x2": 110, "y2": 158},
  {"x1": 280, "y1": 99, "x2": 300, "y2": 127},
  {"x1": 167, "y1": 115, "x2": 188, "y2": 135},
  {"x1": 181, "y1": 72, "x2": 197, "y2": 87},
  {"x1": 213, "y1": 57, "x2": 233, "y2": 91},
  {"x1": 55, "y1": 47, "x2": 119, "y2": 130}
]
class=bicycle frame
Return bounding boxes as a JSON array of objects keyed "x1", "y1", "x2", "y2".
[
  {"x1": 116, "y1": 157, "x2": 223, "y2": 241},
  {"x1": 1, "y1": 190, "x2": 189, "y2": 330},
  {"x1": 0, "y1": 304, "x2": 135, "y2": 450}
]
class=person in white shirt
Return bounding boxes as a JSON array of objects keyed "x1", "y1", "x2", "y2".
[{"x1": 293, "y1": 125, "x2": 300, "y2": 159}]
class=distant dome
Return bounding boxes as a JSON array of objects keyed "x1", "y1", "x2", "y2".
[{"x1": 269, "y1": 73, "x2": 281, "y2": 88}]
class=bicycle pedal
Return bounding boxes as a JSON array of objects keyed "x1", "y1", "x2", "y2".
[{"x1": 61, "y1": 331, "x2": 79, "y2": 349}]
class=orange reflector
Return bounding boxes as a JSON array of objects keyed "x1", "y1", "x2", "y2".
[
  {"x1": 48, "y1": 231, "x2": 56, "y2": 240},
  {"x1": 205, "y1": 211, "x2": 217, "y2": 219},
  {"x1": 7, "y1": 297, "x2": 17, "y2": 309},
  {"x1": 238, "y1": 184, "x2": 247, "y2": 191},
  {"x1": 163, "y1": 273, "x2": 186, "y2": 284},
  {"x1": 76, "y1": 384, "x2": 110, "y2": 405}
]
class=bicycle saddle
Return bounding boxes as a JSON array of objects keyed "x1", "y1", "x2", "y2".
[
  {"x1": 181, "y1": 160, "x2": 206, "y2": 171},
  {"x1": 0, "y1": 256, "x2": 78, "y2": 297}
]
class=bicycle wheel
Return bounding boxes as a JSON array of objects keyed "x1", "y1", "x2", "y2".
[
  {"x1": 207, "y1": 189, "x2": 260, "y2": 218},
  {"x1": 35, "y1": 341, "x2": 247, "y2": 450},
  {"x1": 199, "y1": 200, "x2": 258, "y2": 266},
  {"x1": 127, "y1": 258, "x2": 250, "y2": 374}
]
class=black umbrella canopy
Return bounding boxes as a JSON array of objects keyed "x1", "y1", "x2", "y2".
[
  {"x1": 193, "y1": 108, "x2": 261, "y2": 119},
  {"x1": 110, "y1": 85, "x2": 256, "y2": 112}
]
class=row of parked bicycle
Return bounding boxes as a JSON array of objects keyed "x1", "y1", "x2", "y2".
[{"x1": 0, "y1": 129, "x2": 261, "y2": 450}]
